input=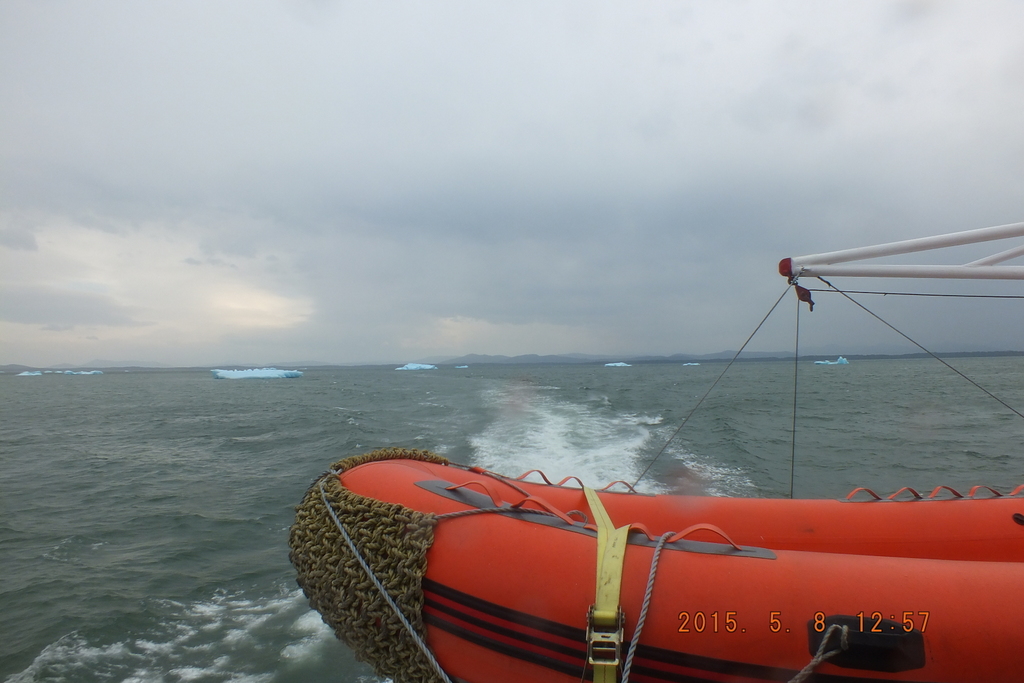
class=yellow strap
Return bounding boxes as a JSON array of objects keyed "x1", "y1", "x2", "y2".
[{"x1": 584, "y1": 486, "x2": 629, "y2": 683}]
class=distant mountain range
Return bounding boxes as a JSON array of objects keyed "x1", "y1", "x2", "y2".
[
  {"x1": 421, "y1": 350, "x2": 1024, "y2": 366},
  {"x1": 70, "y1": 359, "x2": 176, "y2": 368},
  {"x1": 420, "y1": 351, "x2": 788, "y2": 366}
]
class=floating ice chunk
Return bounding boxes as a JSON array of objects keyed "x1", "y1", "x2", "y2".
[
  {"x1": 683, "y1": 362, "x2": 700, "y2": 366},
  {"x1": 604, "y1": 362, "x2": 631, "y2": 367},
  {"x1": 12, "y1": 369, "x2": 103, "y2": 375},
  {"x1": 455, "y1": 365, "x2": 469, "y2": 369},
  {"x1": 211, "y1": 368, "x2": 303, "y2": 379},
  {"x1": 395, "y1": 363, "x2": 437, "y2": 370},
  {"x1": 814, "y1": 356, "x2": 849, "y2": 365}
]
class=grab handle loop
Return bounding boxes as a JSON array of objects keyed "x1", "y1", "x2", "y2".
[
  {"x1": 845, "y1": 487, "x2": 882, "y2": 501},
  {"x1": 444, "y1": 480, "x2": 507, "y2": 508},
  {"x1": 888, "y1": 487, "x2": 922, "y2": 500},
  {"x1": 666, "y1": 523, "x2": 743, "y2": 552},
  {"x1": 514, "y1": 469, "x2": 555, "y2": 485},
  {"x1": 510, "y1": 494, "x2": 580, "y2": 526},
  {"x1": 968, "y1": 485, "x2": 1003, "y2": 498},
  {"x1": 599, "y1": 480, "x2": 639, "y2": 493},
  {"x1": 583, "y1": 486, "x2": 630, "y2": 683},
  {"x1": 928, "y1": 485, "x2": 964, "y2": 499}
]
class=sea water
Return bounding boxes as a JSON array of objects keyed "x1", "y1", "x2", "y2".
[{"x1": 2, "y1": 358, "x2": 1022, "y2": 682}]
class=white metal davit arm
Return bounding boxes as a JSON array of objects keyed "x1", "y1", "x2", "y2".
[{"x1": 779, "y1": 221, "x2": 1024, "y2": 281}]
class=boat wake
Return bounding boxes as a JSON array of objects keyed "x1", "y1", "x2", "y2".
[
  {"x1": 468, "y1": 383, "x2": 658, "y2": 489},
  {"x1": 468, "y1": 381, "x2": 753, "y2": 496},
  {"x1": 656, "y1": 443, "x2": 758, "y2": 497}
]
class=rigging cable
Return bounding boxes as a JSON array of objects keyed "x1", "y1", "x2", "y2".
[
  {"x1": 802, "y1": 288, "x2": 1024, "y2": 300},
  {"x1": 632, "y1": 284, "x2": 792, "y2": 489},
  {"x1": 790, "y1": 295, "x2": 800, "y2": 499},
  {"x1": 818, "y1": 277, "x2": 1024, "y2": 422}
]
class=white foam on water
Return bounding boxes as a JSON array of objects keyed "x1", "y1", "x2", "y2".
[
  {"x1": 468, "y1": 381, "x2": 754, "y2": 497},
  {"x1": 469, "y1": 383, "x2": 664, "y2": 489},
  {"x1": 5, "y1": 636, "x2": 143, "y2": 683},
  {"x1": 279, "y1": 609, "x2": 336, "y2": 662},
  {"x1": 5, "y1": 588, "x2": 340, "y2": 683},
  {"x1": 663, "y1": 449, "x2": 758, "y2": 497}
]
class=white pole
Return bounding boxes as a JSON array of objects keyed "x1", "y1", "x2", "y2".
[
  {"x1": 786, "y1": 264, "x2": 1024, "y2": 280},
  {"x1": 966, "y1": 243, "x2": 1024, "y2": 266},
  {"x1": 781, "y1": 222, "x2": 1024, "y2": 281},
  {"x1": 791, "y1": 222, "x2": 1024, "y2": 266}
]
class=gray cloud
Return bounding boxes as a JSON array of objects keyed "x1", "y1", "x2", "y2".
[
  {"x1": 1, "y1": 0, "x2": 1022, "y2": 365},
  {"x1": 1, "y1": 285, "x2": 148, "y2": 329},
  {"x1": 0, "y1": 225, "x2": 38, "y2": 251}
]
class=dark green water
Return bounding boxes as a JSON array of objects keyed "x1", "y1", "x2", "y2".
[{"x1": 2, "y1": 359, "x2": 1022, "y2": 681}]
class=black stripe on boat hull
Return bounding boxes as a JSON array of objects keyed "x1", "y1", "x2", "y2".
[
  {"x1": 422, "y1": 578, "x2": 936, "y2": 683},
  {"x1": 425, "y1": 611, "x2": 588, "y2": 679}
]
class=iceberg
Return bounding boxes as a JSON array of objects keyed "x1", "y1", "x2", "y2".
[
  {"x1": 605, "y1": 362, "x2": 631, "y2": 367},
  {"x1": 395, "y1": 363, "x2": 437, "y2": 370},
  {"x1": 683, "y1": 362, "x2": 700, "y2": 366},
  {"x1": 455, "y1": 365, "x2": 469, "y2": 369},
  {"x1": 814, "y1": 356, "x2": 849, "y2": 365},
  {"x1": 211, "y1": 368, "x2": 303, "y2": 379},
  {"x1": 16, "y1": 370, "x2": 103, "y2": 375}
]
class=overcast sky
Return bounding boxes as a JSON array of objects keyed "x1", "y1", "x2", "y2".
[{"x1": 2, "y1": 0, "x2": 1022, "y2": 367}]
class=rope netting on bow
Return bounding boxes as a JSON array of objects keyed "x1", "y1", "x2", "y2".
[{"x1": 288, "y1": 448, "x2": 449, "y2": 683}]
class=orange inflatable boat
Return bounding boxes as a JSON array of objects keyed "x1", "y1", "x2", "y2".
[{"x1": 289, "y1": 448, "x2": 1024, "y2": 683}]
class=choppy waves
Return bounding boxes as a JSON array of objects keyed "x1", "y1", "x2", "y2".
[
  {"x1": 6, "y1": 359, "x2": 1019, "y2": 682},
  {"x1": 5, "y1": 588, "x2": 370, "y2": 683}
]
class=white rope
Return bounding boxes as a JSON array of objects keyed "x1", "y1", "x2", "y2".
[
  {"x1": 788, "y1": 623, "x2": 849, "y2": 683},
  {"x1": 318, "y1": 482, "x2": 454, "y2": 683},
  {"x1": 620, "y1": 532, "x2": 671, "y2": 683}
]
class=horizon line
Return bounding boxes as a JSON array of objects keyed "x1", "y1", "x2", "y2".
[{"x1": 4, "y1": 349, "x2": 1024, "y2": 371}]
